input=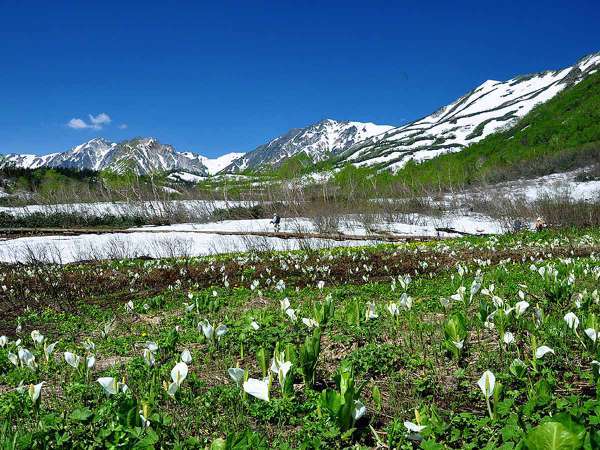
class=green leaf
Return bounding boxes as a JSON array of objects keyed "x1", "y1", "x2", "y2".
[
  {"x1": 69, "y1": 407, "x2": 93, "y2": 422},
  {"x1": 524, "y1": 422, "x2": 584, "y2": 450}
]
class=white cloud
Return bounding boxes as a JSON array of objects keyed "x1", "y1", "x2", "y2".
[
  {"x1": 118, "y1": 123, "x2": 128, "y2": 129},
  {"x1": 67, "y1": 118, "x2": 89, "y2": 129},
  {"x1": 89, "y1": 113, "x2": 111, "y2": 128},
  {"x1": 67, "y1": 113, "x2": 112, "y2": 130}
]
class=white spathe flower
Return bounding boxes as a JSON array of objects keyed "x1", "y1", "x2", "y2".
[
  {"x1": 503, "y1": 331, "x2": 515, "y2": 345},
  {"x1": 8, "y1": 352, "x2": 18, "y2": 366},
  {"x1": 563, "y1": 312, "x2": 579, "y2": 330},
  {"x1": 146, "y1": 342, "x2": 159, "y2": 352},
  {"x1": 404, "y1": 421, "x2": 426, "y2": 433},
  {"x1": 280, "y1": 298, "x2": 291, "y2": 311},
  {"x1": 198, "y1": 320, "x2": 214, "y2": 340},
  {"x1": 366, "y1": 302, "x2": 378, "y2": 320},
  {"x1": 285, "y1": 308, "x2": 297, "y2": 322},
  {"x1": 399, "y1": 293, "x2": 413, "y2": 310},
  {"x1": 451, "y1": 286, "x2": 466, "y2": 302},
  {"x1": 139, "y1": 410, "x2": 150, "y2": 428},
  {"x1": 30, "y1": 330, "x2": 44, "y2": 345},
  {"x1": 97, "y1": 377, "x2": 119, "y2": 396},
  {"x1": 0, "y1": 336, "x2": 7, "y2": 347},
  {"x1": 28, "y1": 382, "x2": 44, "y2": 404},
  {"x1": 43, "y1": 341, "x2": 58, "y2": 361},
  {"x1": 243, "y1": 378, "x2": 270, "y2": 402},
  {"x1": 18, "y1": 348, "x2": 36, "y2": 369},
  {"x1": 477, "y1": 370, "x2": 496, "y2": 399},
  {"x1": 64, "y1": 352, "x2": 81, "y2": 369},
  {"x1": 83, "y1": 339, "x2": 95, "y2": 352},
  {"x1": 181, "y1": 349, "x2": 192, "y2": 364},
  {"x1": 228, "y1": 367, "x2": 245, "y2": 386},
  {"x1": 302, "y1": 318, "x2": 319, "y2": 329},
  {"x1": 387, "y1": 302, "x2": 399, "y2": 316},
  {"x1": 143, "y1": 348, "x2": 155, "y2": 367},
  {"x1": 514, "y1": 301, "x2": 530, "y2": 318},
  {"x1": 171, "y1": 362, "x2": 189, "y2": 386},
  {"x1": 584, "y1": 328, "x2": 598, "y2": 342},
  {"x1": 352, "y1": 400, "x2": 367, "y2": 421},
  {"x1": 453, "y1": 340, "x2": 464, "y2": 350},
  {"x1": 86, "y1": 355, "x2": 96, "y2": 369},
  {"x1": 535, "y1": 345, "x2": 554, "y2": 359},
  {"x1": 215, "y1": 324, "x2": 228, "y2": 340},
  {"x1": 250, "y1": 320, "x2": 260, "y2": 331}
]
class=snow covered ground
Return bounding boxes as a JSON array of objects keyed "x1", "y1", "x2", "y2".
[
  {"x1": 0, "y1": 212, "x2": 503, "y2": 264},
  {"x1": 0, "y1": 199, "x2": 256, "y2": 217}
]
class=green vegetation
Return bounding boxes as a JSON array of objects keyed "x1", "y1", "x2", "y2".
[{"x1": 1, "y1": 229, "x2": 600, "y2": 447}]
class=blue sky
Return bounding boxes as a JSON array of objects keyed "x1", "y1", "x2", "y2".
[{"x1": 1, "y1": 1, "x2": 599, "y2": 157}]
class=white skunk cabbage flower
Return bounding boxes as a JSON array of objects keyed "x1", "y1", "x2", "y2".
[
  {"x1": 563, "y1": 312, "x2": 579, "y2": 330},
  {"x1": 302, "y1": 318, "x2": 319, "y2": 329},
  {"x1": 477, "y1": 370, "x2": 495, "y2": 399},
  {"x1": 43, "y1": 341, "x2": 58, "y2": 362},
  {"x1": 18, "y1": 348, "x2": 36, "y2": 369},
  {"x1": 535, "y1": 346, "x2": 554, "y2": 359},
  {"x1": 404, "y1": 421, "x2": 426, "y2": 433},
  {"x1": 387, "y1": 302, "x2": 399, "y2": 316},
  {"x1": 352, "y1": 400, "x2": 367, "y2": 421},
  {"x1": 167, "y1": 362, "x2": 189, "y2": 397},
  {"x1": 399, "y1": 293, "x2": 413, "y2": 310},
  {"x1": 64, "y1": 352, "x2": 81, "y2": 369},
  {"x1": 28, "y1": 382, "x2": 44, "y2": 404},
  {"x1": 514, "y1": 301, "x2": 530, "y2": 317},
  {"x1": 198, "y1": 320, "x2": 214, "y2": 340},
  {"x1": 366, "y1": 302, "x2": 378, "y2": 320},
  {"x1": 181, "y1": 349, "x2": 192, "y2": 364},
  {"x1": 30, "y1": 330, "x2": 44, "y2": 345},
  {"x1": 503, "y1": 331, "x2": 515, "y2": 345},
  {"x1": 0, "y1": 336, "x2": 7, "y2": 347},
  {"x1": 97, "y1": 377, "x2": 128, "y2": 396},
  {"x1": 215, "y1": 325, "x2": 228, "y2": 340},
  {"x1": 280, "y1": 298, "x2": 291, "y2": 311},
  {"x1": 285, "y1": 308, "x2": 297, "y2": 322},
  {"x1": 584, "y1": 328, "x2": 598, "y2": 342},
  {"x1": 243, "y1": 377, "x2": 270, "y2": 402}
]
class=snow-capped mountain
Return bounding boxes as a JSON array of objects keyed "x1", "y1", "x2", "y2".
[
  {"x1": 223, "y1": 119, "x2": 393, "y2": 173},
  {"x1": 181, "y1": 152, "x2": 246, "y2": 176},
  {"x1": 338, "y1": 52, "x2": 600, "y2": 172},
  {"x1": 0, "y1": 138, "x2": 243, "y2": 177}
]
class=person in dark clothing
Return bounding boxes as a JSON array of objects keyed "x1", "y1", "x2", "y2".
[{"x1": 270, "y1": 214, "x2": 281, "y2": 232}]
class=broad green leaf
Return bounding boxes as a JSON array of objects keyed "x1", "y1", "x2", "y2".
[{"x1": 524, "y1": 422, "x2": 584, "y2": 450}]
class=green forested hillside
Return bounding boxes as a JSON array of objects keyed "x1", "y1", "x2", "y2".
[{"x1": 395, "y1": 69, "x2": 600, "y2": 188}]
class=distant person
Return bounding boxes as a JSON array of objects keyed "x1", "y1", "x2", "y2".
[
  {"x1": 535, "y1": 217, "x2": 547, "y2": 232},
  {"x1": 270, "y1": 213, "x2": 281, "y2": 232}
]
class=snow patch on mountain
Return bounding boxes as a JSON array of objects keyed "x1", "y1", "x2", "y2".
[
  {"x1": 339, "y1": 52, "x2": 600, "y2": 172},
  {"x1": 223, "y1": 119, "x2": 393, "y2": 173}
]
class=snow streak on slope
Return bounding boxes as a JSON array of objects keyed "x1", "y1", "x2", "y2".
[
  {"x1": 223, "y1": 119, "x2": 393, "y2": 173},
  {"x1": 340, "y1": 52, "x2": 600, "y2": 172},
  {"x1": 184, "y1": 152, "x2": 246, "y2": 175}
]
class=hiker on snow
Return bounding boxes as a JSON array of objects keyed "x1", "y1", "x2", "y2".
[{"x1": 270, "y1": 213, "x2": 281, "y2": 232}]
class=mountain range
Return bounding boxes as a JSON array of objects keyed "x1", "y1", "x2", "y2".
[{"x1": 1, "y1": 52, "x2": 599, "y2": 177}]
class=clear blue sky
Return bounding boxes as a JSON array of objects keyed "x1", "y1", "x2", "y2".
[{"x1": 1, "y1": 0, "x2": 599, "y2": 157}]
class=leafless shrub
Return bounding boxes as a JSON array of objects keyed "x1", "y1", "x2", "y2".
[{"x1": 150, "y1": 236, "x2": 193, "y2": 259}]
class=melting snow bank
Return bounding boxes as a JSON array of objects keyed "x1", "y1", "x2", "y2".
[
  {"x1": 0, "y1": 232, "x2": 384, "y2": 265},
  {"x1": 0, "y1": 212, "x2": 505, "y2": 264},
  {"x1": 0, "y1": 199, "x2": 257, "y2": 217}
]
